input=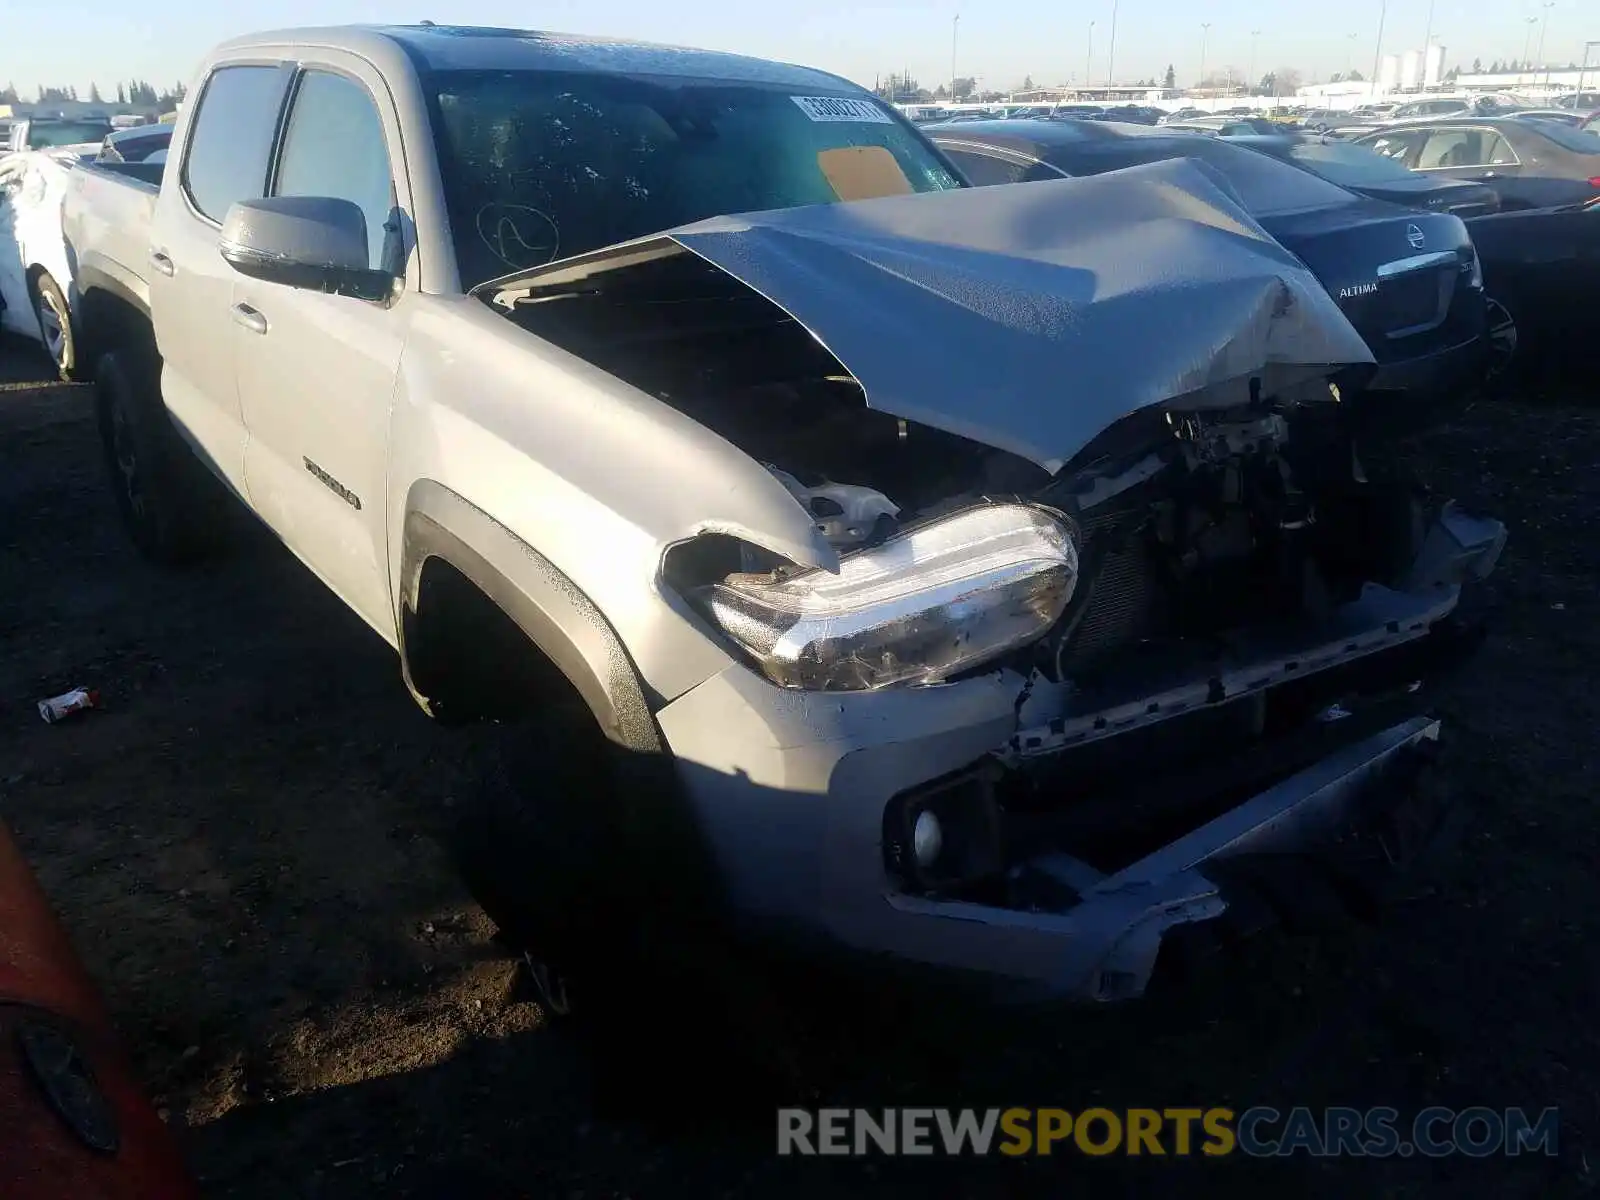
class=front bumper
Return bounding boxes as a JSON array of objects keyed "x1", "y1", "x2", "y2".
[{"x1": 654, "y1": 507, "x2": 1503, "y2": 1003}]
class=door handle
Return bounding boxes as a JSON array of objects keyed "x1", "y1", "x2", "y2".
[
  {"x1": 230, "y1": 302, "x2": 268, "y2": 335},
  {"x1": 148, "y1": 249, "x2": 175, "y2": 277}
]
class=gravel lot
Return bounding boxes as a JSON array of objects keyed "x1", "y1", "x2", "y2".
[{"x1": 0, "y1": 335, "x2": 1596, "y2": 1197}]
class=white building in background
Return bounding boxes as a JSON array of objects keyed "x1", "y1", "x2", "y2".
[
  {"x1": 1399, "y1": 49, "x2": 1422, "y2": 91},
  {"x1": 1424, "y1": 44, "x2": 1446, "y2": 88},
  {"x1": 1378, "y1": 55, "x2": 1400, "y2": 94}
]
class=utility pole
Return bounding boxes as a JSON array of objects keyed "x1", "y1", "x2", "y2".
[
  {"x1": 1087, "y1": 21, "x2": 1095, "y2": 91},
  {"x1": 1347, "y1": 32, "x2": 1357, "y2": 79},
  {"x1": 1200, "y1": 22, "x2": 1212, "y2": 90},
  {"x1": 1580, "y1": 40, "x2": 1600, "y2": 100},
  {"x1": 1108, "y1": 0, "x2": 1120, "y2": 87},
  {"x1": 950, "y1": 13, "x2": 960, "y2": 96},
  {"x1": 1536, "y1": 1, "x2": 1554, "y2": 90},
  {"x1": 1370, "y1": 0, "x2": 1387, "y2": 96}
]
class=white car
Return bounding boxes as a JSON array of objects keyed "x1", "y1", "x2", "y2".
[{"x1": 0, "y1": 148, "x2": 84, "y2": 377}]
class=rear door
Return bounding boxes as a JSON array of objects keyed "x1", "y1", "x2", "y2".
[
  {"x1": 232, "y1": 57, "x2": 412, "y2": 641},
  {"x1": 148, "y1": 62, "x2": 293, "y2": 498}
]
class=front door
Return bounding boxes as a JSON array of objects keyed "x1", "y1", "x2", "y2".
[{"x1": 233, "y1": 59, "x2": 412, "y2": 642}]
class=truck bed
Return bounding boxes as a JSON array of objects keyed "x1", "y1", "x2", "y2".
[{"x1": 62, "y1": 161, "x2": 164, "y2": 316}]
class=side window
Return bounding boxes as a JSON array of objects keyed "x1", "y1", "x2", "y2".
[
  {"x1": 1365, "y1": 131, "x2": 1422, "y2": 165},
  {"x1": 1022, "y1": 159, "x2": 1070, "y2": 184},
  {"x1": 1484, "y1": 133, "x2": 1517, "y2": 165},
  {"x1": 273, "y1": 71, "x2": 395, "y2": 272},
  {"x1": 183, "y1": 65, "x2": 290, "y2": 222},
  {"x1": 940, "y1": 148, "x2": 1032, "y2": 187},
  {"x1": 1418, "y1": 129, "x2": 1510, "y2": 169}
]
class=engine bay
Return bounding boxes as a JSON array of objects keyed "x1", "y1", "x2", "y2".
[{"x1": 501, "y1": 249, "x2": 1435, "y2": 688}]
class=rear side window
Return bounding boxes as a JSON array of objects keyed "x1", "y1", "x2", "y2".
[{"x1": 183, "y1": 64, "x2": 290, "y2": 222}]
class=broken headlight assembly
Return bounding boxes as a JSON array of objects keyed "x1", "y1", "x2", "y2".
[{"x1": 699, "y1": 504, "x2": 1080, "y2": 691}]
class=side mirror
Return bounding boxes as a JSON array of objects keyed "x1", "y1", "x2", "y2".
[{"x1": 219, "y1": 196, "x2": 392, "y2": 302}]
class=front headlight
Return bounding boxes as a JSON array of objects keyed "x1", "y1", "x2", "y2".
[{"x1": 699, "y1": 504, "x2": 1079, "y2": 691}]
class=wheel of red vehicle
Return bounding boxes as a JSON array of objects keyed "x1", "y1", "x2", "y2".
[{"x1": 28, "y1": 270, "x2": 75, "y2": 381}]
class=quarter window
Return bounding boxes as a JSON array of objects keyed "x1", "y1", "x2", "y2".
[
  {"x1": 183, "y1": 65, "x2": 290, "y2": 222},
  {"x1": 273, "y1": 71, "x2": 396, "y2": 272}
]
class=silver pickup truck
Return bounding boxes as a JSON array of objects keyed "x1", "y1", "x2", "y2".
[{"x1": 61, "y1": 24, "x2": 1504, "y2": 1011}]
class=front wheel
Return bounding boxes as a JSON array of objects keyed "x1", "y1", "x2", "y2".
[
  {"x1": 29, "y1": 271, "x2": 75, "y2": 380},
  {"x1": 94, "y1": 349, "x2": 227, "y2": 565}
]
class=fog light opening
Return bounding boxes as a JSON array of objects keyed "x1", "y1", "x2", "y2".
[
  {"x1": 912, "y1": 809, "x2": 944, "y2": 869},
  {"x1": 884, "y1": 763, "x2": 1005, "y2": 895}
]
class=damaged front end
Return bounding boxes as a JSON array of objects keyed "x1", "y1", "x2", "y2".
[{"x1": 481, "y1": 161, "x2": 1504, "y2": 1001}]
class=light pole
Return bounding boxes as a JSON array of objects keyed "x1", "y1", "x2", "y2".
[
  {"x1": 951, "y1": 13, "x2": 960, "y2": 97},
  {"x1": 1580, "y1": 40, "x2": 1600, "y2": 100},
  {"x1": 1421, "y1": 0, "x2": 1436, "y2": 77},
  {"x1": 1200, "y1": 22, "x2": 1212, "y2": 90},
  {"x1": 1250, "y1": 29, "x2": 1261, "y2": 91},
  {"x1": 1370, "y1": 0, "x2": 1387, "y2": 97},
  {"x1": 1346, "y1": 32, "x2": 1357, "y2": 79},
  {"x1": 1535, "y1": 1, "x2": 1554, "y2": 90},
  {"x1": 1522, "y1": 17, "x2": 1538, "y2": 76},
  {"x1": 1107, "y1": 0, "x2": 1120, "y2": 87},
  {"x1": 1087, "y1": 21, "x2": 1095, "y2": 91}
]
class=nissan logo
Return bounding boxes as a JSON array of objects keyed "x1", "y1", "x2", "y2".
[{"x1": 1406, "y1": 223, "x2": 1426, "y2": 249}]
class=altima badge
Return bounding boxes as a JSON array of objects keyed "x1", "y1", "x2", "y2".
[{"x1": 1406, "y1": 223, "x2": 1425, "y2": 249}]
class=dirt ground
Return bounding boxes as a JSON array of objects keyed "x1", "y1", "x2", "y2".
[{"x1": 1, "y1": 335, "x2": 1597, "y2": 1198}]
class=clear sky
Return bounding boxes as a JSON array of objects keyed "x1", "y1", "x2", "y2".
[{"x1": 2, "y1": 0, "x2": 1593, "y2": 100}]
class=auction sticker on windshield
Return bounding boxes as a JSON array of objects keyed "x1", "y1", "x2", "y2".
[{"x1": 791, "y1": 96, "x2": 894, "y2": 123}]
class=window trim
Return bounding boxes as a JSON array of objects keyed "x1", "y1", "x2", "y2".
[
  {"x1": 1410, "y1": 125, "x2": 1523, "y2": 172},
  {"x1": 179, "y1": 60, "x2": 296, "y2": 229}
]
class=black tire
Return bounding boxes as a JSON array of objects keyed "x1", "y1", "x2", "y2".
[
  {"x1": 29, "y1": 270, "x2": 76, "y2": 380},
  {"x1": 453, "y1": 712, "x2": 827, "y2": 1110},
  {"x1": 452, "y1": 709, "x2": 623, "y2": 983},
  {"x1": 94, "y1": 349, "x2": 227, "y2": 565}
]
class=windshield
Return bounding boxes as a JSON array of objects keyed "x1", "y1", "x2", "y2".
[
  {"x1": 1286, "y1": 139, "x2": 1420, "y2": 185},
  {"x1": 427, "y1": 69, "x2": 962, "y2": 289},
  {"x1": 27, "y1": 120, "x2": 113, "y2": 149}
]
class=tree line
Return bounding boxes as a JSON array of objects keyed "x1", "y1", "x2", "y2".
[{"x1": 0, "y1": 80, "x2": 188, "y2": 108}]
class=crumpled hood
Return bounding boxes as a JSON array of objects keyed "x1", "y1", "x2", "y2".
[{"x1": 480, "y1": 157, "x2": 1374, "y2": 472}]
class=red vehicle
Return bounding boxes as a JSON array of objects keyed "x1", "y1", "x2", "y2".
[{"x1": 0, "y1": 821, "x2": 197, "y2": 1199}]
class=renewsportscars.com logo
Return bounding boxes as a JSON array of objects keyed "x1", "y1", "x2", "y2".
[{"x1": 777, "y1": 1107, "x2": 1559, "y2": 1159}]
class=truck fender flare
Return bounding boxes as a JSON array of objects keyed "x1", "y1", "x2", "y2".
[{"x1": 398, "y1": 479, "x2": 663, "y2": 756}]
